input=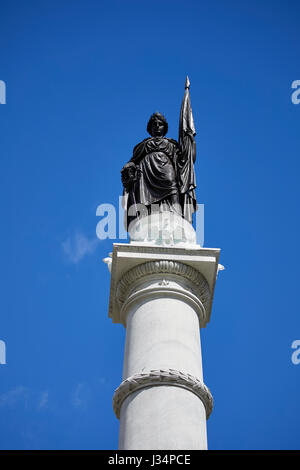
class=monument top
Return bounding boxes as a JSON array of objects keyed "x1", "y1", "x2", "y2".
[{"x1": 121, "y1": 78, "x2": 198, "y2": 239}]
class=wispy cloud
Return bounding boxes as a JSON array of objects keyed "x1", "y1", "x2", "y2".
[
  {"x1": 0, "y1": 379, "x2": 108, "y2": 417},
  {"x1": 62, "y1": 232, "x2": 99, "y2": 264},
  {"x1": 0, "y1": 387, "x2": 50, "y2": 412},
  {"x1": 0, "y1": 386, "x2": 30, "y2": 407},
  {"x1": 37, "y1": 391, "x2": 49, "y2": 410},
  {"x1": 71, "y1": 383, "x2": 90, "y2": 410}
]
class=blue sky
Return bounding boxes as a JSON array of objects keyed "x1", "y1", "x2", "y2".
[{"x1": 0, "y1": 0, "x2": 300, "y2": 450}]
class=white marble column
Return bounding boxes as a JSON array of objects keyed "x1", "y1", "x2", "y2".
[{"x1": 107, "y1": 244, "x2": 220, "y2": 450}]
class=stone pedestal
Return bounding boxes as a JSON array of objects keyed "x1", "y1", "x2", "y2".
[{"x1": 107, "y1": 243, "x2": 220, "y2": 450}]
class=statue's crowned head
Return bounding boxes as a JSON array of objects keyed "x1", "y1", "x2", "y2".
[{"x1": 147, "y1": 112, "x2": 168, "y2": 137}]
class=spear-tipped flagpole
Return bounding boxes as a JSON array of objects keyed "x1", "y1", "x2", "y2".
[
  {"x1": 179, "y1": 75, "x2": 196, "y2": 146},
  {"x1": 185, "y1": 75, "x2": 190, "y2": 89}
]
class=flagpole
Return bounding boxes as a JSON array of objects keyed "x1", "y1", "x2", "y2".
[{"x1": 179, "y1": 75, "x2": 196, "y2": 144}]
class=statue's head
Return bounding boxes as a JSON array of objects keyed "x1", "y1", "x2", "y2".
[{"x1": 147, "y1": 112, "x2": 168, "y2": 137}]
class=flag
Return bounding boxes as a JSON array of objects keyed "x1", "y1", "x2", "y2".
[{"x1": 179, "y1": 76, "x2": 196, "y2": 145}]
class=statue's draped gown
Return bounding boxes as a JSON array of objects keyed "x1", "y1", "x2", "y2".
[{"x1": 124, "y1": 133, "x2": 197, "y2": 228}]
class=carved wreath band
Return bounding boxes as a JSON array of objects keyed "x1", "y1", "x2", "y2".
[{"x1": 112, "y1": 368, "x2": 213, "y2": 420}]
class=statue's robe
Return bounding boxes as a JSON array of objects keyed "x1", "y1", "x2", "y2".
[{"x1": 123, "y1": 134, "x2": 196, "y2": 228}]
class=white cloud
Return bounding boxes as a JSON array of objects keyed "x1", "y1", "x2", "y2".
[
  {"x1": 97, "y1": 376, "x2": 108, "y2": 386},
  {"x1": 37, "y1": 391, "x2": 49, "y2": 410},
  {"x1": 0, "y1": 386, "x2": 29, "y2": 407},
  {"x1": 62, "y1": 232, "x2": 99, "y2": 264},
  {"x1": 0, "y1": 387, "x2": 50, "y2": 412},
  {"x1": 71, "y1": 383, "x2": 90, "y2": 410}
]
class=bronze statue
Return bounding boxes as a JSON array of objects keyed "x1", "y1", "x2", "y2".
[{"x1": 121, "y1": 77, "x2": 197, "y2": 230}]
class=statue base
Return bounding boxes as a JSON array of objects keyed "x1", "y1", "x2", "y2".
[{"x1": 128, "y1": 212, "x2": 200, "y2": 248}]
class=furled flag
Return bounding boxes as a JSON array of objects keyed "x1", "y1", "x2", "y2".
[{"x1": 179, "y1": 76, "x2": 196, "y2": 145}]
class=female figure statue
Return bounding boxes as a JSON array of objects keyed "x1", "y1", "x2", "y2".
[{"x1": 121, "y1": 79, "x2": 197, "y2": 231}]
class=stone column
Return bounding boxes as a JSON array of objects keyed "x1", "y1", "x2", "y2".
[{"x1": 107, "y1": 244, "x2": 220, "y2": 450}]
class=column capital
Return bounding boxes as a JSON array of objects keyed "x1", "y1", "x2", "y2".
[
  {"x1": 117, "y1": 260, "x2": 210, "y2": 327},
  {"x1": 108, "y1": 243, "x2": 220, "y2": 328}
]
